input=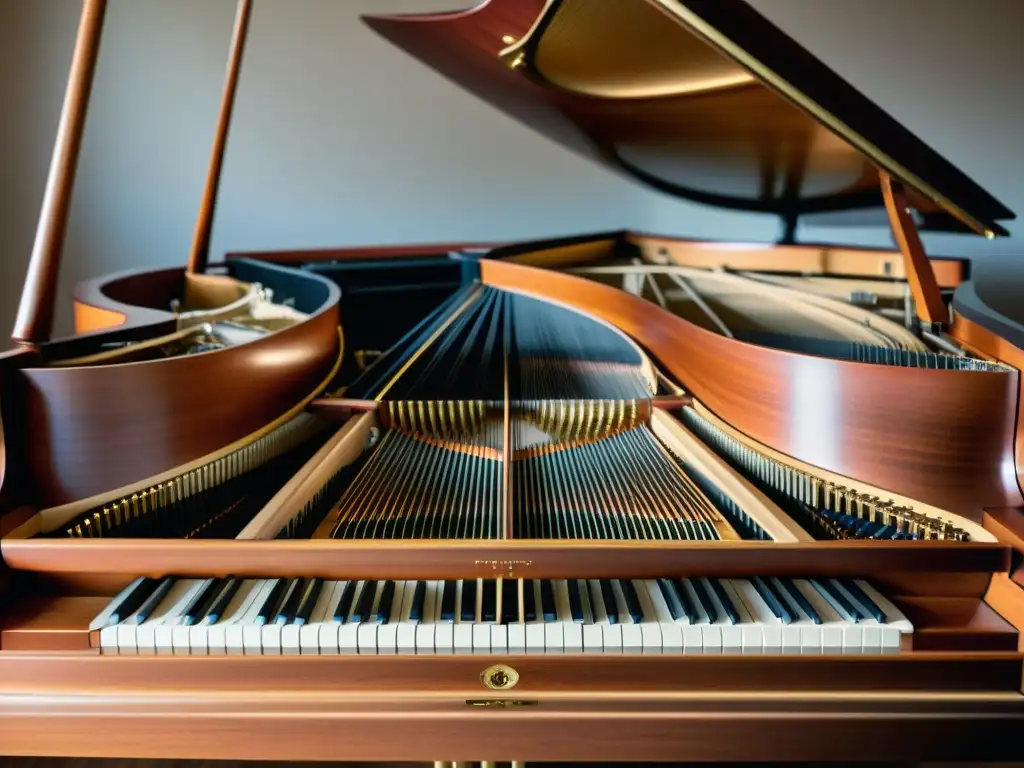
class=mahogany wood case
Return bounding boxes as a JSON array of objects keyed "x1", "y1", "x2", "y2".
[{"x1": 3, "y1": 0, "x2": 1024, "y2": 765}]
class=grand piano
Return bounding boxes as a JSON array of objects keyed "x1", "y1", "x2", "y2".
[{"x1": 2, "y1": 0, "x2": 1023, "y2": 765}]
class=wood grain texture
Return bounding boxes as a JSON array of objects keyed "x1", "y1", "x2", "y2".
[
  {"x1": 14, "y1": 273, "x2": 340, "y2": 506},
  {"x1": 2, "y1": 653, "x2": 1020, "y2": 695},
  {"x1": 951, "y1": 311, "x2": 1024, "y2": 496},
  {"x1": 12, "y1": 0, "x2": 106, "y2": 344},
  {"x1": 0, "y1": 689, "x2": 1022, "y2": 762},
  {"x1": 481, "y1": 260, "x2": 1022, "y2": 517},
  {"x1": 0, "y1": 539, "x2": 1008, "y2": 581},
  {"x1": 881, "y1": 172, "x2": 948, "y2": 325}
]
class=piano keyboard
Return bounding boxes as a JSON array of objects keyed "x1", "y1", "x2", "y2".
[{"x1": 93, "y1": 575, "x2": 912, "y2": 655}]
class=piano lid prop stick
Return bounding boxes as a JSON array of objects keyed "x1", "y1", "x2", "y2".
[
  {"x1": 13, "y1": 0, "x2": 107, "y2": 345},
  {"x1": 185, "y1": 0, "x2": 253, "y2": 276}
]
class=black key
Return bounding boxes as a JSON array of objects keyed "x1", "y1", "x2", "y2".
[
  {"x1": 811, "y1": 578, "x2": 858, "y2": 622},
  {"x1": 334, "y1": 581, "x2": 358, "y2": 623},
  {"x1": 409, "y1": 581, "x2": 427, "y2": 624},
  {"x1": 352, "y1": 580, "x2": 378, "y2": 624},
  {"x1": 690, "y1": 578, "x2": 718, "y2": 623},
  {"x1": 108, "y1": 577, "x2": 162, "y2": 625},
  {"x1": 524, "y1": 581, "x2": 540, "y2": 622},
  {"x1": 587, "y1": 580, "x2": 603, "y2": 623},
  {"x1": 182, "y1": 578, "x2": 223, "y2": 626},
  {"x1": 671, "y1": 578, "x2": 699, "y2": 624},
  {"x1": 440, "y1": 580, "x2": 457, "y2": 623},
  {"x1": 256, "y1": 579, "x2": 289, "y2": 626},
  {"x1": 658, "y1": 580, "x2": 683, "y2": 621},
  {"x1": 482, "y1": 579, "x2": 497, "y2": 623},
  {"x1": 752, "y1": 576, "x2": 794, "y2": 625},
  {"x1": 294, "y1": 579, "x2": 323, "y2": 626},
  {"x1": 776, "y1": 578, "x2": 821, "y2": 625},
  {"x1": 567, "y1": 580, "x2": 584, "y2": 623},
  {"x1": 599, "y1": 579, "x2": 619, "y2": 624},
  {"x1": 539, "y1": 580, "x2": 557, "y2": 622},
  {"x1": 839, "y1": 579, "x2": 887, "y2": 623},
  {"x1": 132, "y1": 577, "x2": 175, "y2": 625},
  {"x1": 708, "y1": 579, "x2": 738, "y2": 624},
  {"x1": 461, "y1": 579, "x2": 478, "y2": 622},
  {"x1": 275, "y1": 579, "x2": 306, "y2": 626},
  {"x1": 376, "y1": 581, "x2": 396, "y2": 624},
  {"x1": 620, "y1": 580, "x2": 644, "y2": 623},
  {"x1": 206, "y1": 577, "x2": 242, "y2": 625},
  {"x1": 501, "y1": 579, "x2": 518, "y2": 624},
  {"x1": 523, "y1": 579, "x2": 537, "y2": 622}
]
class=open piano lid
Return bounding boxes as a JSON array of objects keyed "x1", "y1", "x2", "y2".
[{"x1": 364, "y1": 0, "x2": 1014, "y2": 237}]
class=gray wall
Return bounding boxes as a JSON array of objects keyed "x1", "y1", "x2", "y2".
[{"x1": 1, "y1": 0, "x2": 1021, "y2": 338}]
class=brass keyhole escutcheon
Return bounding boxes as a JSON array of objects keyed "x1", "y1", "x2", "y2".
[{"x1": 481, "y1": 664, "x2": 519, "y2": 691}]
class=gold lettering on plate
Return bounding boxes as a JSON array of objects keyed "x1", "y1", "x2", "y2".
[{"x1": 475, "y1": 559, "x2": 533, "y2": 575}]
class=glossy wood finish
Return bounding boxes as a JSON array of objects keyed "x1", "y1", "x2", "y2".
[
  {"x1": 0, "y1": 539, "x2": 1008, "y2": 582},
  {"x1": 12, "y1": 0, "x2": 106, "y2": 345},
  {"x1": 881, "y1": 172, "x2": 948, "y2": 325},
  {"x1": 950, "y1": 307, "x2": 1024, "y2": 495},
  {"x1": 482, "y1": 259, "x2": 1023, "y2": 517},
  {"x1": 185, "y1": 0, "x2": 251, "y2": 276},
  {"x1": 70, "y1": 266, "x2": 182, "y2": 335},
  {"x1": 0, "y1": 680, "x2": 1022, "y2": 762},
  {"x1": 10, "y1": 276, "x2": 339, "y2": 506},
  {"x1": 363, "y1": 0, "x2": 1013, "y2": 236}
]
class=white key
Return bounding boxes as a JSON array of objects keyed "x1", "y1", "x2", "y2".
[
  {"x1": 612, "y1": 580, "x2": 642, "y2": 653},
  {"x1": 827, "y1": 580, "x2": 867, "y2": 654},
  {"x1": 99, "y1": 625, "x2": 119, "y2": 654},
  {"x1": 696, "y1": 579, "x2": 726, "y2": 654},
  {"x1": 207, "y1": 580, "x2": 257, "y2": 656},
  {"x1": 356, "y1": 581, "x2": 383, "y2": 654},
  {"x1": 453, "y1": 581, "x2": 474, "y2": 655},
  {"x1": 396, "y1": 581, "x2": 419, "y2": 655},
  {"x1": 582, "y1": 580, "x2": 604, "y2": 653},
  {"x1": 240, "y1": 580, "x2": 276, "y2": 656},
  {"x1": 558, "y1": 580, "x2": 581, "y2": 653},
  {"x1": 338, "y1": 581, "x2": 365, "y2": 654},
  {"x1": 771, "y1": 578, "x2": 812, "y2": 655},
  {"x1": 137, "y1": 580, "x2": 197, "y2": 655},
  {"x1": 434, "y1": 582, "x2": 455, "y2": 655},
  {"x1": 675, "y1": 579, "x2": 704, "y2": 654},
  {"x1": 643, "y1": 580, "x2": 678, "y2": 653},
  {"x1": 720, "y1": 580, "x2": 759, "y2": 654},
  {"x1": 634, "y1": 580, "x2": 663, "y2": 654},
  {"x1": 377, "y1": 581, "x2": 406, "y2": 655},
  {"x1": 416, "y1": 581, "x2": 439, "y2": 655},
  {"x1": 542, "y1": 581, "x2": 566, "y2": 653},
  {"x1": 491, "y1": 581, "x2": 509, "y2": 654},
  {"x1": 508, "y1": 580, "x2": 527, "y2": 654},
  {"x1": 315, "y1": 581, "x2": 346, "y2": 655},
  {"x1": 855, "y1": 580, "x2": 911, "y2": 653},
  {"x1": 794, "y1": 579, "x2": 844, "y2": 654},
  {"x1": 168, "y1": 580, "x2": 209, "y2": 656},
  {"x1": 299, "y1": 580, "x2": 341, "y2": 655},
  {"x1": 732, "y1": 579, "x2": 778, "y2": 654},
  {"x1": 525, "y1": 581, "x2": 546, "y2": 654}
]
